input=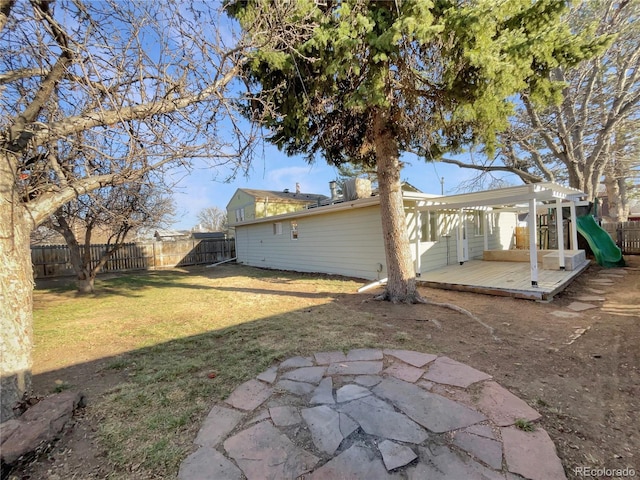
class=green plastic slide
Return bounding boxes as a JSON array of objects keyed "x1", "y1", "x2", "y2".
[{"x1": 576, "y1": 215, "x2": 625, "y2": 268}]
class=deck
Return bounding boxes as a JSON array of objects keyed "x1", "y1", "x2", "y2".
[{"x1": 417, "y1": 259, "x2": 591, "y2": 301}]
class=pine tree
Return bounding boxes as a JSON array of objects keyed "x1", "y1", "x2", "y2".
[{"x1": 229, "y1": 0, "x2": 605, "y2": 302}]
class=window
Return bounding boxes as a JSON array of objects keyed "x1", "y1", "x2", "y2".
[
  {"x1": 290, "y1": 221, "x2": 298, "y2": 240},
  {"x1": 468, "y1": 211, "x2": 485, "y2": 236},
  {"x1": 273, "y1": 222, "x2": 282, "y2": 235},
  {"x1": 420, "y1": 211, "x2": 439, "y2": 242},
  {"x1": 235, "y1": 207, "x2": 245, "y2": 223}
]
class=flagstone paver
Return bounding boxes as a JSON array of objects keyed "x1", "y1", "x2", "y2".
[
  {"x1": 423, "y1": 356, "x2": 493, "y2": 388},
  {"x1": 179, "y1": 350, "x2": 565, "y2": 479},
  {"x1": 194, "y1": 405, "x2": 244, "y2": 447},
  {"x1": 502, "y1": 426, "x2": 567, "y2": 480},
  {"x1": 476, "y1": 381, "x2": 541, "y2": 427},
  {"x1": 310, "y1": 377, "x2": 334, "y2": 405},
  {"x1": 373, "y1": 377, "x2": 487, "y2": 433},
  {"x1": 566, "y1": 301, "x2": 598, "y2": 312},
  {"x1": 269, "y1": 406, "x2": 301, "y2": 426},
  {"x1": 281, "y1": 366, "x2": 326, "y2": 384},
  {"x1": 335, "y1": 384, "x2": 371, "y2": 403},
  {"x1": 383, "y1": 349, "x2": 438, "y2": 367},
  {"x1": 224, "y1": 379, "x2": 272, "y2": 411},
  {"x1": 223, "y1": 421, "x2": 319, "y2": 480},
  {"x1": 383, "y1": 362, "x2": 425, "y2": 383},
  {"x1": 326, "y1": 360, "x2": 383, "y2": 375},
  {"x1": 378, "y1": 440, "x2": 418, "y2": 471},
  {"x1": 346, "y1": 348, "x2": 384, "y2": 361}
]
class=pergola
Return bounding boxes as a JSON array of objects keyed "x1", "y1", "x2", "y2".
[{"x1": 407, "y1": 182, "x2": 586, "y2": 287}]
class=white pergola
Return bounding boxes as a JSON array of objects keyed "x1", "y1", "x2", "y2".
[{"x1": 406, "y1": 182, "x2": 586, "y2": 287}]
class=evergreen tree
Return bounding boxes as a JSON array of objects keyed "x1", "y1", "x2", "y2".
[{"x1": 228, "y1": 0, "x2": 605, "y2": 302}]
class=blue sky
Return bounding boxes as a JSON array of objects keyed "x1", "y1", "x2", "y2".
[{"x1": 169, "y1": 146, "x2": 499, "y2": 230}]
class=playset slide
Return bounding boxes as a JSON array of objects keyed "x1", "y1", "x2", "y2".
[{"x1": 576, "y1": 215, "x2": 625, "y2": 268}]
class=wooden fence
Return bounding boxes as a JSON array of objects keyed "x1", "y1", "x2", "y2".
[
  {"x1": 31, "y1": 238, "x2": 236, "y2": 278},
  {"x1": 602, "y1": 221, "x2": 640, "y2": 254}
]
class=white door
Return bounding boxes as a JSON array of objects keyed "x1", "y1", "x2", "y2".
[{"x1": 457, "y1": 211, "x2": 469, "y2": 264}]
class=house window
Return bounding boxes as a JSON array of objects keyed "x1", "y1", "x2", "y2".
[
  {"x1": 468, "y1": 211, "x2": 484, "y2": 236},
  {"x1": 290, "y1": 221, "x2": 298, "y2": 240},
  {"x1": 235, "y1": 207, "x2": 245, "y2": 223},
  {"x1": 420, "y1": 211, "x2": 439, "y2": 242},
  {"x1": 273, "y1": 222, "x2": 282, "y2": 235}
]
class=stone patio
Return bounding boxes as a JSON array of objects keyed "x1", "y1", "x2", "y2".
[{"x1": 178, "y1": 349, "x2": 566, "y2": 480}]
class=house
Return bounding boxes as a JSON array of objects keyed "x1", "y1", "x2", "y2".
[
  {"x1": 153, "y1": 229, "x2": 191, "y2": 242},
  {"x1": 226, "y1": 185, "x2": 329, "y2": 233},
  {"x1": 231, "y1": 181, "x2": 589, "y2": 300}
]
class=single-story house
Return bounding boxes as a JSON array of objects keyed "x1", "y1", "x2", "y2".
[{"x1": 232, "y1": 182, "x2": 588, "y2": 299}]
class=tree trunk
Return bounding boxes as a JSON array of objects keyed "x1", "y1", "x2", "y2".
[
  {"x1": 604, "y1": 168, "x2": 629, "y2": 222},
  {"x1": 374, "y1": 112, "x2": 419, "y2": 303},
  {"x1": 0, "y1": 161, "x2": 33, "y2": 422}
]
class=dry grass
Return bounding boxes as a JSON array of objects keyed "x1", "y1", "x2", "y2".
[{"x1": 32, "y1": 264, "x2": 400, "y2": 478}]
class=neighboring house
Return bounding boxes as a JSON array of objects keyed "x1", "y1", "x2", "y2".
[
  {"x1": 226, "y1": 185, "x2": 329, "y2": 232},
  {"x1": 191, "y1": 232, "x2": 228, "y2": 240},
  {"x1": 154, "y1": 229, "x2": 191, "y2": 242},
  {"x1": 232, "y1": 182, "x2": 586, "y2": 285}
]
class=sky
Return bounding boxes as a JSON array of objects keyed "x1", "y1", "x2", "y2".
[{"x1": 168, "y1": 145, "x2": 503, "y2": 231}]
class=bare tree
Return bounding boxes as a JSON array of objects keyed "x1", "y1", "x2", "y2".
[
  {"x1": 0, "y1": 0, "x2": 267, "y2": 420},
  {"x1": 196, "y1": 206, "x2": 228, "y2": 232},
  {"x1": 43, "y1": 175, "x2": 175, "y2": 293},
  {"x1": 441, "y1": 0, "x2": 640, "y2": 217}
]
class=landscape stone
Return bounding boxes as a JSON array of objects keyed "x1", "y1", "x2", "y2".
[
  {"x1": 383, "y1": 362, "x2": 425, "y2": 383},
  {"x1": 246, "y1": 409, "x2": 270, "y2": 425},
  {"x1": 1, "y1": 391, "x2": 85, "y2": 465},
  {"x1": 280, "y1": 356, "x2": 314, "y2": 369},
  {"x1": 281, "y1": 366, "x2": 327, "y2": 385},
  {"x1": 256, "y1": 366, "x2": 278, "y2": 384},
  {"x1": 310, "y1": 377, "x2": 334, "y2": 405},
  {"x1": 407, "y1": 445, "x2": 504, "y2": 480},
  {"x1": 585, "y1": 287, "x2": 605, "y2": 294},
  {"x1": 269, "y1": 406, "x2": 301, "y2": 426},
  {"x1": 378, "y1": 440, "x2": 418, "y2": 471},
  {"x1": 475, "y1": 381, "x2": 541, "y2": 427},
  {"x1": 354, "y1": 375, "x2": 383, "y2": 387},
  {"x1": 346, "y1": 348, "x2": 384, "y2": 361},
  {"x1": 0, "y1": 420, "x2": 21, "y2": 446},
  {"x1": 423, "y1": 356, "x2": 492, "y2": 388},
  {"x1": 336, "y1": 384, "x2": 371, "y2": 403},
  {"x1": 340, "y1": 396, "x2": 428, "y2": 444},
  {"x1": 310, "y1": 444, "x2": 400, "y2": 480},
  {"x1": 224, "y1": 379, "x2": 272, "y2": 411},
  {"x1": 338, "y1": 412, "x2": 359, "y2": 438},
  {"x1": 178, "y1": 446, "x2": 242, "y2": 480},
  {"x1": 223, "y1": 422, "x2": 319, "y2": 479},
  {"x1": 326, "y1": 361, "x2": 383, "y2": 375},
  {"x1": 373, "y1": 377, "x2": 486, "y2": 433},
  {"x1": 453, "y1": 430, "x2": 503, "y2": 469},
  {"x1": 276, "y1": 379, "x2": 315, "y2": 396},
  {"x1": 314, "y1": 351, "x2": 347, "y2": 365},
  {"x1": 463, "y1": 423, "x2": 497, "y2": 440},
  {"x1": 301, "y1": 405, "x2": 344, "y2": 455},
  {"x1": 194, "y1": 405, "x2": 244, "y2": 447},
  {"x1": 566, "y1": 301, "x2": 598, "y2": 312},
  {"x1": 502, "y1": 427, "x2": 567, "y2": 480},
  {"x1": 383, "y1": 349, "x2": 438, "y2": 367},
  {"x1": 573, "y1": 296, "x2": 605, "y2": 302}
]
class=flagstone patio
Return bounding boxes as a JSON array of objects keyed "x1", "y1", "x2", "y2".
[{"x1": 178, "y1": 349, "x2": 567, "y2": 480}]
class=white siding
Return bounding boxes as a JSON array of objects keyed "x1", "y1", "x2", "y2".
[{"x1": 235, "y1": 205, "x2": 387, "y2": 280}]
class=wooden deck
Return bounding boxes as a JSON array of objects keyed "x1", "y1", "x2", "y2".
[{"x1": 417, "y1": 259, "x2": 591, "y2": 301}]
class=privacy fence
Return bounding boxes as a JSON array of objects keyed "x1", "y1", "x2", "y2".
[
  {"x1": 31, "y1": 238, "x2": 236, "y2": 278},
  {"x1": 602, "y1": 221, "x2": 640, "y2": 255}
]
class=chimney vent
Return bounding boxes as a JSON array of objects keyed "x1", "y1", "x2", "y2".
[{"x1": 329, "y1": 181, "x2": 338, "y2": 200}]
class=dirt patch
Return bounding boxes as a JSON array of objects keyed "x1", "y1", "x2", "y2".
[{"x1": 9, "y1": 257, "x2": 639, "y2": 479}]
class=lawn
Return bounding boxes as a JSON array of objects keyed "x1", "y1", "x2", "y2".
[{"x1": 27, "y1": 260, "x2": 640, "y2": 479}]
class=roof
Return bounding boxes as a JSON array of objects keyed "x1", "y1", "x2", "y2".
[
  {"x1": 411, "y1": 182, "x2": 586, "y2": 211},
  {"x1": 239, "y1": 188, "x2": 328, "y2": 204}
]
